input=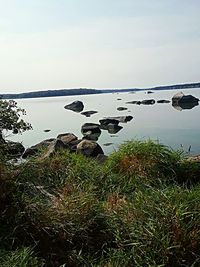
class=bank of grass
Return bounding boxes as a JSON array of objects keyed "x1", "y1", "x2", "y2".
[{"x1": 0, "y1": 140, "x2": 200, "y2": 266}]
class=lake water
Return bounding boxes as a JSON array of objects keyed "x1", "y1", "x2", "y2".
[{"x1": 8, "y1": 88, "x2": 200, "y2": 155}]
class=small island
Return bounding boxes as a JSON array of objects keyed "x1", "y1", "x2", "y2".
[{"x1": 1, "y1": 82, "x2": 200, "y2": 99}]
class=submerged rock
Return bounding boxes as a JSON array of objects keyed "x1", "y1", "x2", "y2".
[
  {"x1": 141, "y1": 99, "x2": 155, "y2": 105},
  {"x1": 81, "y1": 110, "x2": 98, "y2": 117},
  {"x1": 157, "y1": 100, "x2": 170, "y2": 104},
  {"x1": 99, "y1": 118, "x2": 119, "y2": 126},
  {"x1": 100, "y1": 123, "x2": 123, "y2": 134},
  {"x1": 103, "y1": 142, "x2": 114, "y2": 146},
  {"x1": 117, "y1": 107, "x2": 128, "y2": 111},
  {"x1": 103, "y1": 116, "x2": 133, "y2": 123},
  {"x1": 64, "y1": 101, "x2": 84, "y2": 112},
  {"x1": 126, "y1": 100, "x2": 141, "y2": 105}
]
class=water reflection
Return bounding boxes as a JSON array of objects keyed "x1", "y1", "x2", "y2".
[
  {"x1": 100, "y1": 124, "x2": 123, "y2": 134},
  {"x1": 172, "y1": 102, "x2": 199, "y2": 111},
  {"x1": 83, "y1": 132, "x2": 101, "y2": 141}
]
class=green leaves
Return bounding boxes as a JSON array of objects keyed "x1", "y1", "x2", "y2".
[{"x1": 0, "y1": 99, "x2": 32, "y2": 138}]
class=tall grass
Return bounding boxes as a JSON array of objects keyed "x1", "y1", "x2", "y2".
[{"x1": 0, "y1": 140, "x2": 200, "y2": 266}]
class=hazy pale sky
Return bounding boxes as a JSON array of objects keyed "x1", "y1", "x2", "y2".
[{"x1": 0, "y1": 0, "x2": 200, "y2": 93}]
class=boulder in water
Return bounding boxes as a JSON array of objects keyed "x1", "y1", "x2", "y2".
[
  {"x1": 172, "y1": 92, "x2": 199, "y2": 105},
  {"x1": 64, "y1": 101, "x2": 84, "y2": 112}
]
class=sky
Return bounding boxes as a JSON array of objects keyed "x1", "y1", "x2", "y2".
[{"x1": 0, "y1": 0, "x2": 200, "y2": 93}]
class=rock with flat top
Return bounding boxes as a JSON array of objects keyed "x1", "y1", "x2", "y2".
[{"x1": 57, "y1": 133, "x2": 78, "y2": 145}]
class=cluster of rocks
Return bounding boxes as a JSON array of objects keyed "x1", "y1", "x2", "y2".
[
  {"x1": 64, "y1": 100, "x2": 98, "y2": 117},
  {"x1": 81, "y1": 116, "x2": 133, "y2": 140},
  {"x1": 16, "y1": 133, "x2": 104, "y2": 159},
  {"x1": 125, "y1": 92, "x2": 199, "y2": 110},
  {"x1": 64, "y1": 100, "x2": 133, "y2": 140},
  {"x1": 7, "y1": 91, "x2": 199, "y2": 161}
]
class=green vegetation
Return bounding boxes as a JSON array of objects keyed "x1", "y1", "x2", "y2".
[
  {"x1": 0, "y1": 99, "x2": 32, "y2": 139},
  {"x1": 1, "y1": 139, "x2": 200, "y2": 266}
]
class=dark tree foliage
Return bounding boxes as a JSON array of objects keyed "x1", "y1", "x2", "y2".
[{"x1": 0, "y1": 99, "x2": 32, "y2": 141}]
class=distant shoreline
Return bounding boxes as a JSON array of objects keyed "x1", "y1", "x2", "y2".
[{"x1": 1, "y1": 82, "x2": 200, "y2": 100}]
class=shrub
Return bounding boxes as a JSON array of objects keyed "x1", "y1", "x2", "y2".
[{"x1": 106, "y1": 140, "x2": 199, "y2": 185}]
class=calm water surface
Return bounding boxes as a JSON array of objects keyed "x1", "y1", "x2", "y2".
[{"x1": 9, "y1": 88, "x2": 200, "y2": 155}]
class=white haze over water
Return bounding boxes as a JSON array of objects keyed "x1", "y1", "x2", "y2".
[{"x1": 0, "y1": 0, "x2": 200, "y2": 93}]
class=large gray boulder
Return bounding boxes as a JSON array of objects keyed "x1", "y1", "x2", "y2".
[
  {"x1": 76, "y1": 139, "x2": 104, "y2": 157},
  {"x1": 172, "y1": 92, "x2": 199, "y2": 105},
  {"x1": 42, "y1": 139, "x2": 67, "y2": 158},
  {"x1": 22, "y1": 138, "x2": 55, "y2": 158},
  {"x1": 64, "y1": 101, "x2": 84, "y2": 112},
  {"x1": 57, "y1": 133, "x2": 78, "y2": 145}
]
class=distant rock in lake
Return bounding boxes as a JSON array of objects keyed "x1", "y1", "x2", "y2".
[
  {"x1": 126, "y1": 100, "x2": 141, "y2": 105},
  {"x1": 117, "y1": 107, "x2": 128, "y2": 111},
  {"x1": 141, "y1": 99, "x2": 155, "y2": 105},
  {"x1": 44, "y1": 129, "x2": 51, "y2": 132},
  {"x1": 157, "y1": 100, "x2": 170, "y2": 104},
  {"x1": 64, "y1": 100, "x2": 84, "y2": 112},
  {"x1": 81, "y1": 110, "x2": 98, "y2": 117}
]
